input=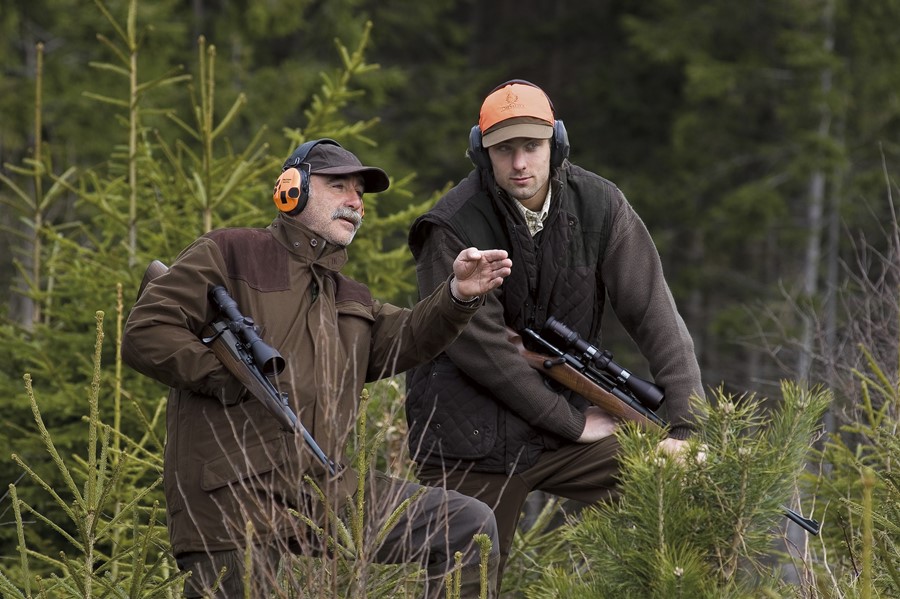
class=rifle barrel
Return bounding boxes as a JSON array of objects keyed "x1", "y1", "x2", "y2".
[
  {"x1": 510, "y1": 321, "x2": 822, "y2": 536},
  {"x1": 783, "y1": 506, "x2": 820, "y2": 535}
]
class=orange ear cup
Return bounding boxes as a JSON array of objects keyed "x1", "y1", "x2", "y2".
[{"x1": 273, "y1": 168, "x2": 304, "y2": 213}]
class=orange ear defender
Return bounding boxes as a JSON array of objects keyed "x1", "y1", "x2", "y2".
[
  {"x1": 275, "y1": 138, "x2": 342, "y2": 215},
  {"x1": 273, "y1": 167, "x2": 305, "y2": 214}
]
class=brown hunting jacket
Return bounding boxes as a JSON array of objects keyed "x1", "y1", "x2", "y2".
[{"x1": 122, "y1": 213, "x2": 481, "y2": 555}]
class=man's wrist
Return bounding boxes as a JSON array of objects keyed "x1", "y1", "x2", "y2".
[{"x1": 449, "y1": 277, "x2": 480, "y2": 305}]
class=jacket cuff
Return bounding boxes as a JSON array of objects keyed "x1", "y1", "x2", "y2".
[
  {"x1": 666, "y1": 425, "x2": 693, "y2": 440},
  {"x1": 445, "y1": 276, "x2": 483, "y2": 309},
  {"x1": 563, "y1": 408, "x2": 587, "y2": 441}
]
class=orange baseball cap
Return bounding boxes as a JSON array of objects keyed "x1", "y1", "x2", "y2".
[{"x1": 479, "y1": 82, "x2": 554, "y2": 147}]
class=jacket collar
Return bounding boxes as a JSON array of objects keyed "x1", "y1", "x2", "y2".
[{"x1": 268, "y1": 213, "x2": 348, "y2": 272}]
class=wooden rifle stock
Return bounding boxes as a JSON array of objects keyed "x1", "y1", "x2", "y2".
[
  {"x1": 507, "y1": 327, "x2": 664, "y2": 433},
  {"x1": 137, "y1": 260, "x2": 334, "y2": 472},
  {"x1": 202, "y1": 319, "x2": 299, "y2": 433},
  {"x1": 138, "y1": 260, "x2": 298, "y2": 430},
  {"x1": 137, "y1": 259, "x2": 169, "y2": 300}
]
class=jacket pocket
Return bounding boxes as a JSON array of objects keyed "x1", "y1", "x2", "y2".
[
  {"x1": 407, "y1": 355, "x2": 498, "y2": 461},
  {"x1": 200, "y1": 436, "x2": 286, "y2": 492}
]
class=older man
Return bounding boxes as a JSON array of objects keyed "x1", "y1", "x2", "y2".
[{"x1": 124, "y1": 139, "x2": 511, "y2": 598}]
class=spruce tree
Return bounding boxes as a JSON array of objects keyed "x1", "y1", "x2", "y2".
[{"x1": 530, "y1": 384, "x2": 829, "y2": 599}]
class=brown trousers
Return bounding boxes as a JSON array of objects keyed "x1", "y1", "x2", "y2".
[
  {"x1": 177, "y1": 472, "x2": 499, "y2": 598},
  {"x1": 417, "y1": 435, "x2": 621, "y2": 577}
]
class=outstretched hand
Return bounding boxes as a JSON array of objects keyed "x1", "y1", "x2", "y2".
[{"x1": 451, "y1": 248, "x2": 513, "y2": 301}]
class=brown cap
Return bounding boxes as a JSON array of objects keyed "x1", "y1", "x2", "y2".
[
  {"x1": 303, "y1": 143, "x2": 390, "y2": 193},
  {"x1": 479, "y1": 83, "x2": 554, "y2": 147}
]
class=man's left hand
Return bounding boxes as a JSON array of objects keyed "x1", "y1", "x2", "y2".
[
  {"x1": 657, "y1": 437, "x2": 690, "y2": 462},
  {"x1": 451, "y1": 248, "x2": 512, "y2": 300}
]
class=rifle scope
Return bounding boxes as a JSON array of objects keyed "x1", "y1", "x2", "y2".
[
  {"x1": 210, "y1": 286, "x2": 285, "y2": 377},
  {"x1": 542, "y1": 316, "x2": 665, "y2": 411}
]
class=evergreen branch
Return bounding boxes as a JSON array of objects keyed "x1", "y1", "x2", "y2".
[
  {"x1": 93, "y1": 0, "x2": 130, "y2": 55},
  {"x1": 208, "y1": 159, "x2": 259, "y2": 210},
  {"x1": 373, "y1": 487, "x2": 427, "y2": 550},
  {"x1": 121, "y1": 503, "x2": 155, "y2": 596},
  {"x1": 302, "y1": 475, "x2": 355, "y2": 556},
  {"x1": 88, "y1": 61, "x2": 132, "y2": 77},
  {"x1": 9, "y1": 485, "x2": 31, "y2": 596},
  {"x1": 210, "y1": 94, "x2": 248, "y2": 140},
  {"x1": 93, "y1": 33, "x2": 131, "y2": 68},
  {"x1": 88, "y1": 431, "x2": 125, "y2": 539},
  {"x1": 3, "y1": 156, "x2": 47, "y2": 177},
  {"x1": 58, "y1": 550, "x2": 90, "y2": 596},
  {"x1": 242, "y1": 520, "x2": 255, "y2": 599},
  {"x1": 876, "y1": 530, "x2": 900, "y2": 592},
  {"x1": 40, "y1": 166, "x2": 79, "y2": 212},
  {"x1": 164, "y1": 111, "x2": 202, "y2": 141},
  {"x1": 286, "y1": 509, "x2": 356, "y2": 562},
  {"x1": 86, "y1": 312, "x2": 105, "y2": 511},
  {"x1": 114, "y1": 283, "x2": 125, "y2": 465},
  {"x1": 0, "y1": 171, "x2": 37, "y2": 208},
  {"x1": 13, "y1": 378, "x2": 84, "y2": 507},
  {"x1": 81, "y1": 92, "x2": 130, "y2": 108},
  {"x1": 135, "y1": 70, "x2": 192, "y2": 95},
  {"x1": 15, "y1": 499, "x2": 84, "y2": 552},
  {"x1": 857, "y1": 379, "x2": 884, "y2": 430},
  {"x1": 475, "y1": 533, "x2": 493, "y2": 599},
  {"x1": 189, "y1": 170, "x2": 209, "y2": 208},
  {"x1": 724, "y1": 451, "x2": 751, "y2": 579},
  {"x1": 100, "y1": 475, "x2": 163, "y2": 533},
  {"x1": 354, "y1": 389, "x2": 370, "y2": 554},
  {"x1": 96, "y1": 418, "x2": 164, "y2": 470},
  {"x1": 0, "y1": 571, "x2": 28, "y2": 599},
  {"x1": 857, "y1": 343, "x2": 896, "y2": 398}
]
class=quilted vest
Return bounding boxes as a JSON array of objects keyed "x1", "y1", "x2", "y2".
[{"x1": 407, "y1": 164, "x2": 613, "y2": 474}]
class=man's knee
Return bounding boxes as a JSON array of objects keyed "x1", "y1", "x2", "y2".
[{"x1": 447, "y1": 490, "x2": 500, "y2": 560}]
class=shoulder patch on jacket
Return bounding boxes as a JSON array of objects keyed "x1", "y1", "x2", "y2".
[{"x1": 204, "y1": 228, "x2": 290, "y2": 292}]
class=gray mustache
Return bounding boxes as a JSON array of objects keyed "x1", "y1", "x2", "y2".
[{"x1": 332, "y1": 207, "x2": 362, "y2": 228}]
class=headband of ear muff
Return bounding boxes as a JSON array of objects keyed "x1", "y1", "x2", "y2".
[{"x1": 272, "y1": 138, "x2": 342, "y2": 215}]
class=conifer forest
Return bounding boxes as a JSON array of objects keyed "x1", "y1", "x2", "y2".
[{"x1": 1, "y1": 1, "x2": 899, "y2": 597}]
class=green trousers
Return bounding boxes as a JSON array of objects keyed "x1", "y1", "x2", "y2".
[
  {"x1": 417, "y1": 435, "x2": 621, "y2": 578},
  {"x1": 176, "y1": 472, "x2": 499, "y2": 598}
]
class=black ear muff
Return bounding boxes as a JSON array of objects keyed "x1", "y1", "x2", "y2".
[
  {"x1": 466, "y1": 125, "x2": 491, "y2": 171},
  {"x1": 552, "y1": 119, "x2": 570, "y2": 168},
  {"x1": 467, "y1": 80, "x2": 570, "y2": 171},
  {"x1": 274, "y1": 138, "x2": 341, "y2": 215}
]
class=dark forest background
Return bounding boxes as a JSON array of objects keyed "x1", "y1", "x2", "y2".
[
  {"x1": 2, "y1": 2, "x2": 900, "y2": 593},
  {"x1": 5, "y1": 0, "x2": 900, "y2": 401}
]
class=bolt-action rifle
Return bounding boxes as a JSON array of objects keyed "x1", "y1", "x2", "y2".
[
  {"x1": 509, "y1": 315, "x2": 820, "y2": 535},
  {"x1": 139, "y1": 260, "x2": 335, "y2": 475},
  {"x1": 507, "y1": 316, "x2": 666, "y2": 431}
]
